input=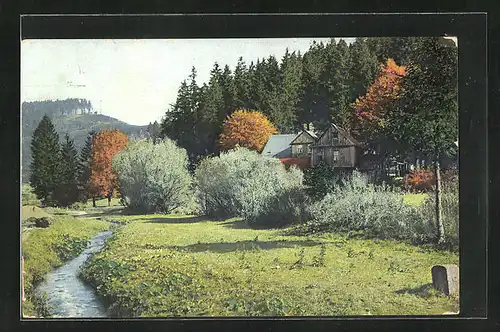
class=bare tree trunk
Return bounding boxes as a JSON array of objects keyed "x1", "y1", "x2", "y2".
[
  {"x1": 434, "y1": 158, "x2": 445, "y2": 244},
  {"x1": 108, "y1": 195, "x2": 111, "y2": 206},
  {"x1": 92, "y1": 197, "x2": 96, "y2": 208}
]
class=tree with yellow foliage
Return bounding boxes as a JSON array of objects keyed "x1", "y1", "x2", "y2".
[{"x1": 219, "y1": 109, "x2": 278, "y2": 152}]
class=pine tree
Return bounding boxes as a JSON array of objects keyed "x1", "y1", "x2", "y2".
[
  {"x1": 349, "y1": 37, "x2": 380, "y2": 101},
  {"x1": 29, "y1": 115, "x2": 62, "y2": 205},
  {"x1": 299, "y1": 41, "x2": 329, "y2": 132},
  {"x1": 273, "y1": 49, "x2": 303, "y2": 133},
  {"x1": 54, "y1": 133, "x2": 80, "y2": 206},
  {"x1": 234, "y1": 56, "x2": 252, "y2": 109},
  {"x1": 146, "y1": 121, "x2": 162, "y2": 144},
  {"x1": 325, "y1": 39, "x2": 353, "y2": 129},
  {"x1": 79, "y1": 130, "x2": 96, "y2": 202},
  {"x1": 220, "y1": 64, "x2": 237, "y2": 122}
]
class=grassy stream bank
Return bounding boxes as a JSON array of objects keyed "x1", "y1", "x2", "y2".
[{"x1": 21, "y1": 207, "x2": 109, "y2": 317}]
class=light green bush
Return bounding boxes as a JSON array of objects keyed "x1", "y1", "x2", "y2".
[
  {"x1": 22, "y1": 184, "x2": 39, "y2": 206},
  {"x1": 112, "y1": 138, "x2": 195, "y2": 214},
  {"x1": 195, "y1": 147, "x2": 308, "y2": 227},
  {"x1": 306, "y1": 171, "x2": 435, "y2": 243}
]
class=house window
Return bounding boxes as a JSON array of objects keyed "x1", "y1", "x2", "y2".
[
  {"x1": 333, "y1": 150, "x2": 339, "y2": 162},
  {"x1": 297, "y1": 146, "x2": 303, "y2": 154},
  {"x1": 316, "y1": 148, "x2": 324, "y2": 162}
]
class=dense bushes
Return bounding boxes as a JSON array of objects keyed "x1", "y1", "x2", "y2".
[
  {"x1": 402, "y1": 168, "x2": 458, "y2": 193},
  {"x1": 303, "y1": 162, "x2": 351, "y2": 201},
  {"x1": 403, "y1": 169, "x2": 434, "y2": 192},
  {"x1": 195, "y1": 148, "x2": 308, "y2": 227},
  {"x1": 304, "y1": 171, "x2": 435, "y2": 243},
  {"x1": 112, "y1": 139, "x2": 195, "y2": 214}
]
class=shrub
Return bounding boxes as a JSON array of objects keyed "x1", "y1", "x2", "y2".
[
  {"x1": 306, "y1": 171, "x2": 434, "y2": 243},
  {"x1": 112, "y1": 138, "x2": 194, "y2": 214},
  {"x1": 22, "y1": 184, "x2": 39, "y2": 206},
  {"x1": 195, "y1": 147, "x2": 308, "y2": 227},
  {"x1": 403, "y1": 168, "x2": 459, "y2": 194},
  {"x1": 403, "y1": 169, "x2": 435, "y2": 192},
  {"x1": 303, "y1": 162, "x2": 350, "y2": 201}
]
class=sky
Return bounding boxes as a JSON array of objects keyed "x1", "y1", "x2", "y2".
[{"x1": 22, "y1": 38, "x2": 355, "y2": 126}]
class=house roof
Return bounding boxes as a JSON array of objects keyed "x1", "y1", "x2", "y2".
[
  {"x1": 289, "y1": 129, "x2": 318, "y2": 145},
  {"x1": 261, "y1": 134, "x2": 297, "y2": 157},
  {"x1": 331, "y1": 123, "x2": 362, "y2": 146},
  {"x1": 313, "y1": 123, "x2": 363, "y2": 147}
]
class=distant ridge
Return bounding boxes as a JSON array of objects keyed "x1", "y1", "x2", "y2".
[{"x1": 21, "y1": 99, "x2": 148, "y2": 183}]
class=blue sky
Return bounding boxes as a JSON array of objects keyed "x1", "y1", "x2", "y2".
[{"x1": 22, "y1": 38, "x2": 356, "y2": 126}]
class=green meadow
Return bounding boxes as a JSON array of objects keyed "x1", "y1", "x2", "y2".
[{"x1": 79, "y1": 209, "x2": 458, "y2": 317}]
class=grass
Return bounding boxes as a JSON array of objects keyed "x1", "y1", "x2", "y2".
[
  {"x1": 80, "y1": 213, "x2": 458, "y2": 317},
  {"x1": 402, "y1": 193, "x2": 428, "y2": 207},
  {"x1": 21, "y1": 209, "x2": 109, "y2": 317},
  {"x1": 21, "y1": 206, "x2": 51, "y2": 220}
]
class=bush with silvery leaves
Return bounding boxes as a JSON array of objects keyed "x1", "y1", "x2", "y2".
[
  {"x1": 307, "y1": 170, "x2": 434, "y2": 243},
  {"x1": 112, "y1": 138, "x2": 195, "y2": 214},
  {"x1": 195, "y1": 147, "x2": 308, "y2": 227}
]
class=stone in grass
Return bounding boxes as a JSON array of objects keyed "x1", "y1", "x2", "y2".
[
  {"x1": 432, "y1": 264, "x2": 459, "y2": 296},
  {"x1": 28, "y1": 216, "x2": 52, "y2": 228}
]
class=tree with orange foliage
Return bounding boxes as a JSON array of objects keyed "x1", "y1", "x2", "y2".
[
  {"x1": 219, "y1": 109, "x2": 278, "y2": 152},
  {"x1": 353, "y1": 58, "x2": 406, "y2": 140},
  {"x1": 89, "y1": 129, "x2": 129, "y2": 207}
]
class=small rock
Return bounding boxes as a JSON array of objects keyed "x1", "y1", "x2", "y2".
[
  {"x1": 432, "y1": 264, "x2": 459, "y2": 296},
  {"x1": 33, "y1": 217, "x2": 51, "y2": 228}
]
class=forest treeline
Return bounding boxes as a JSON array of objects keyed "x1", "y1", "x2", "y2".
[{"x1": 161, "y1": 37, "x2": 457, "y2": 164}]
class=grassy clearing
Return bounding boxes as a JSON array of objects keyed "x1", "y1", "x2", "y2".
[
  {"x1": 402, "y1": 193, "x2": 428, "y2": 207},
  {"x1": 21, "y1": 210, "x2": 109, "y2": 317},
  {"x1": 21, "y1": 206, "x2": 51, "y2": 220},
  {"x1": 80, "y1": 214, "x2": 458, "y2": 317}
]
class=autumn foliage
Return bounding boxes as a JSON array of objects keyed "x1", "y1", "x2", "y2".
[
  {"x1": 219, "y1": 109, "x2": 278, "y2": 152},
  {"x1": 279, "y1": 157, "x2": 311, "y2": 170},
  {"x1": 353, "y1": 58, "x2": 406, "y2": 139},
  {"x1": 90, "y1": 129, "x2": 129, "y2": 199}
]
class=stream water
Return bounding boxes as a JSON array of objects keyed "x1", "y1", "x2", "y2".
[{"x1": 35, "y1": 230, "x2": 113, "y2": 318}]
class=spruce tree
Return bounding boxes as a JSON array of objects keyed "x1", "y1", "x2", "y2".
[
  {"x1": 234, "y1": 56, "x2": 251, "y2": 109},
  {"x1": 325, "y1": 39, "x2": 353, "y2": 129},
  {"x1": 349, "y1": 37, "x2": 380, "y2": 101},
  {"x1": 78, "y1": 130, "x2": 95, "y2": 201},
  {"x1": 54, "y1": 133, "x2": 80, "y2": 206},
  {"x1": 299, "y1": 41, "x2": 329, "y2": 132},
  {"x1": 29, "y1": 115, "x2": 62, "y2": 205},
  {"x1": 274, "y1": 49, "x2": 303, "y2": 133}
]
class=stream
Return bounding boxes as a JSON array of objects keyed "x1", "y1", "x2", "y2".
[{"x1": 35, "y1": 230, "x2": 113, "y2": 318}]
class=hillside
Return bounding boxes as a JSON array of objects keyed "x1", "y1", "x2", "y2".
[{"x1": 22, "y1": 100, "x2": 148, "y2": 182}]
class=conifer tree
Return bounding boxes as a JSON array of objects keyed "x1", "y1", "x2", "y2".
[
  {"x1": 349, "y1": 38, "x2": 380, "y2": 101},
  {"x1": 78, "y1": 130, "x2": 96, "y2": 202},
  {"x1": 29, "y1": 115, "x2": 62, "y2": 205},
  {"x1": 325, "y1": 39, "x2": 352, "y2": 129},
  {"x1": 54, "y1": 133, "x2": 80, "y2": 206}
]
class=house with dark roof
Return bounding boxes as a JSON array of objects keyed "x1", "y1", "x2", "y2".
[
  {"x1": 289, "y1": 130, "x2": 318, "y2": 157},
  {"x1": 310, "y1": 123, "x2": 363, "y2": 168}
]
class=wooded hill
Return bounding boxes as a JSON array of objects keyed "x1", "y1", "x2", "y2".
[{"x1": 22, "y1": 99, "x2": 147, "y2": 182}]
